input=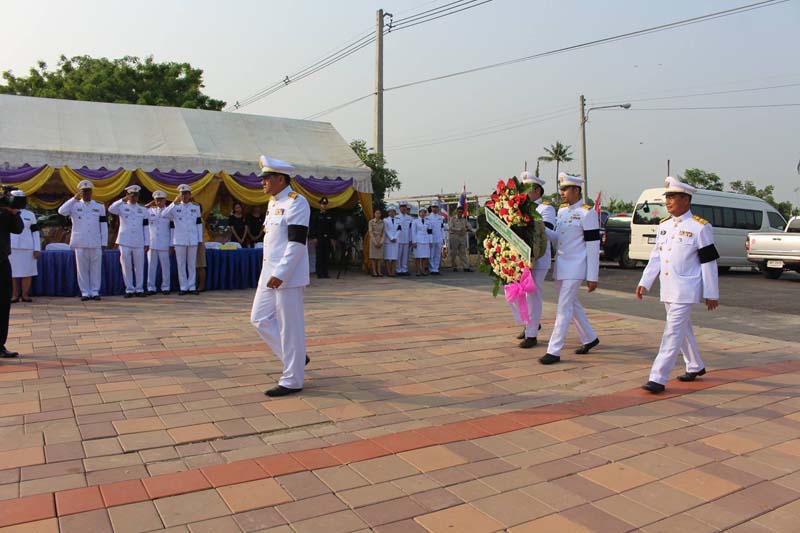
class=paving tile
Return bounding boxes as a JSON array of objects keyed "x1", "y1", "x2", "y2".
[
  {"x1": 414, "y1": 503, "x2": 504, "y2": 533},
  {"x1": 187, "y1": 515, "x2": 242, "y2": 532},
  {"x1": 0, "y1": 447, "x2": 44, "y2": 470},
  {"x1": 143, "y1": 470, "x2": 212, "y2": 499},
  {"x1": 663, "y1": 468, "x2": 741, "y2": 501},
  {"x1": 623, "y1": 481, "x2": 705, "y2": 515},
  {"x1": 561, "y1": 503, "x2": 635, "y2": 533},
  {"x1": 286, "y1": 449, "x2": 338, "y2": 471},
  {"x1": 58, "y1": 509, "x2": 112, "y2": 533},
  {"x1": 233, "y1": 507, "x2": 287, "y2": 532},
  {"x1": 55, "y1": 485, "x2": 104, "y2": 516},
  {"x1": 0, "y1": 493, "x2": 55, "y2": 528},
  {"x1": 0, "y1": 517, "x2": 59, "y2": 533},
  {"x1": 508, "y1": 514, "x2": 591, "y2": 532},
  {"x1": 350, "y1": 455, "x2": 420, "y2": 484},
  {"x1": 217, "y1": 478, "x2": 293, "y2": 513},
  {"x1": 168, "y1": 423, "x2": 224, "y2": 444},
  {"x1": 313, "y1": 465, "x2": 369, "y2": 492},
  {"x1": 108, "y1": 501, "x2": 164, "y2": 533},
  {"x1": 640, "y1": 513, "x2": 719, "y2": 533},
  {"x1": 275, "y1": 493, "x2": 347, "y2": 523},
  {"x1": 579, "y1": 462, "x2": 657, "y2": 492},
  {"x1": 201, "y1": 460, "x2": 268, "y2": 487},
  {"x1": 593, "y1": 494, "x2": 666, "y2": 528},
  {"x1": 398, "y1": 445, "x2": 468, "y2": 473},
  {"x1": 112, "y1": 417, "x2": 165, "y2": 435},
  {"x1": 291, "y1": 509, "x2": 368, "y2": 533},
  {"x1": 326, "y1": 440, "x2": 391, "y2": 464},
  {"x1": 276, "y1": 471, "x2": 331, "y2": 499},
  {"x1": 471, "y1": 489, "x2": 552, "y2": 527},
  {"x1": 154, "y1": 489, "x2": 232, "y2": 527},
  {"x1": 354, "y1": 496, "x2": 428, "y2": 527},
  {"x1": 339, "y1": 482, "x2": 406, "y2": 508},
  {"x1": 99, "y1": 479, "x2": 150, "y2": 507}
]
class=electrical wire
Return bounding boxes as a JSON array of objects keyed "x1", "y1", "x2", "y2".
[
  {"x1": 303, "y1": 93, "x2": 375, "y2": 120},
  {"x1": 629, "y1": 103, "x2": 800, "y2": 110},
  {"x1": 589, "y1": 81, "x2": 800, "y2": 106},
  {"x1": 388, "y1": 0, "x2": 493, "y2": 32},
  {"x1": 384, "y1": 0, "x2": 789, "y2": 92}
]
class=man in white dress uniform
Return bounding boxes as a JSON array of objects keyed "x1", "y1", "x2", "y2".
[
  {"x1": 250, "y1": 155, "x2": 312, "y2": 397},
  {"x1": 161, "y1": 184, "x2": 203, "y2": 295},
  {"x1": 516, "y1": 171, "x2": 556, "y2": 349},
  {"x1": 10, "y1": 191, "x2": 41, "y2": 303},
  {"x1": 396, "y1": 200, "x2": 413, "y2": 276},
  {"x1": 58, "y1": 180, "x2": 108, "y2": 301},
  {"x1": 428, "y1": 200, "x2": 445, "y2": 275},
  {"x1": 637, "y1": 176, "x2": 720, "y2": 393},
  {"x1": 539, "y1": 173, "x2": 601, "y2": 365},
  {"x1": 146, "y1": 190, "x2": 173, "y2": 295},
  {"x1": 109, "y1": 185, "x2": 149, "y2": 297}
]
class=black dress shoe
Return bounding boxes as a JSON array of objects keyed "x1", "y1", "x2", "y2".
[
  {"x1": 178, "y1": 290, "x2": 187, "y2": 296},
  {"x1": 519, "y1": 337, "x2": 538, "y2": 349},
  {"x1": 91, "y1": 295, "x2": 101, "y2": 301},
  {"x1": 162, "y1": 290, "x2": 171, "y2": 295},
  {"x1": 464, "y1": 268, "x2": 473, "y2": 272},
  {"x1": 192, "y1": 290, "x2": 200, "y2": 295},
  {"x1": 265, "y1": 385, "x2": 302, "y2": 397},
  {"x1": 516, "y1": 327, "x2": 526, "y2": 340},
  {"x1": 678, "y1": 368, "x2": 706, "y2": 382},
  {"x1": 124, "y1": 293, "x2": 134, "y2": 299},
  {"x1": 135, "y1": 292, "x2": 146, "y2": 297},
  {"x1": 1, "y1": 348, "x2": 19, "y2": 358},
  {"x1": 539, "y1": 354, "x2": 560, "y2": 365},
  {"x1": 306, "y1": 355, "x2": 310, "y2": 366},
  {"x1": 81, "y1": 296, "x2": 90, "y2": 301},
  {"x1": 575, "y1": 338, "x2": 600, "y2": 354},
  {"x1": 642, "y1": 381, "x2": 665, "y2": 393},
  {"x1": 10, "y1": 297, "x2": 20, "y2": 304}
]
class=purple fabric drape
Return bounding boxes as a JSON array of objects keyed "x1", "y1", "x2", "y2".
[
  {"x1": 231, "y1": 173, "x2": 354, "y2": 194},
  {"x1": 231, "y1": 173, "x2": 264, "y2": 188},
  {"x1": 145, "y1": 169, "x2": 210, "y2": 185},
  {"x1": 71, "y1": 166, "x2": 125, "y2": 180},
  {"x1": 0, "y1": 164, "x2": 48, "y2": 183}
]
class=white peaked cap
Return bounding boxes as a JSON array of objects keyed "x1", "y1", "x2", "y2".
[
  {"x1": 398, "y1": 199, "x2": 408, "y2": 206},
  {"x1": 77, "y1": 180, "x2": 94, "y2": 190},
  {"x1": 125, "y1": 184, "x2": 141, "y2": 194},
  {"x1": 429, "y1": 200, "x2": 439, "y2": 207},
  {"x1": 152, "y1": 190, "x2": 167, "y2": 199},
  {"x1": 258, "y1": 154, "x2": 295, "y2": 176},
  {"x1": 177, "y1": 184, "x2": 192, "y2": 193},
  {"x1": 388, "y1": 205, "x2": 397, "y2": 212},
  {"x1": 558, "y1": 172, "x2": 584, "y2": 188},
  {"x1": 663, "y1": 176, "x2": 697, "y2": 195},
  {"x1": 11, "y1": 190, "x2": 25, "y2": 197},
  {"x1": 520, "y1": 171, "x2": 545, "y2": 186}
]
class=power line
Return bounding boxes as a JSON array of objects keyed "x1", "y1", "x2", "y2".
[
  {"x1": 590, "y1": 81, "x2": 800, "y2": 106},
  {"x1": 630, "y1": 103, "x2": 800, "y2": 111},
  {"x1": 228, "y1": 0, "x2": 495, "y2": 111},
  {"x1": 384, "y1": 0, "x2": 789, "y2": 93},
  {"x1": 303, "y1": 93, "x2": 375, "y2": 120}
]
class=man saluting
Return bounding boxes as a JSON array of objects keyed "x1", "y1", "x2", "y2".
[
  {"x1": 250, "y1": 155, "x2": 311, "y2": 397},
  {"x1": 637, "y1": 176, "x2": 720, "y2": 393}
]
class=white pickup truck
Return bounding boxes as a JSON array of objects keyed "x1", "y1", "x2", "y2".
[{"x1": 746, "y1": 216, "x2": 800, "y2": 279}]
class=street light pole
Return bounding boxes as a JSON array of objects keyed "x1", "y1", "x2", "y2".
[{"x1": 579, "y1": 97, "x2": 632, "y2": 204}]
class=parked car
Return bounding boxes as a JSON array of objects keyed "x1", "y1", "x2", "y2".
[
  {"x1": 601, "y1": 215, "x2": 636, "y2": 268},
  {"x1": 746, "y1": 216, "x2": 800, "y2": 279},
  {"x1": 630, "y1": 187, "x2": 786, "y2": 270}
]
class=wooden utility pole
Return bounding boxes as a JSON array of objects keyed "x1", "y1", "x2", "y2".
[{"x1": 374, "y1": 9, "x2": 384, "y2": 154}]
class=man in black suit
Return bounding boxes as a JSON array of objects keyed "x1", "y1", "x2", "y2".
[
  {"x1": 0, "y1": 189, "x2": 25, "y2": 358},
  {"x1": 311, "y1": 197, "x2": 335, "y2": 278}
]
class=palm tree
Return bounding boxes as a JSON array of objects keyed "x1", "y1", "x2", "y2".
[{"x1": 538, "y1": 141, "x2": 574, "y2": 181}]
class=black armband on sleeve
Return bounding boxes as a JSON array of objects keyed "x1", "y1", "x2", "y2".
[
  {"x1": 698, "y1": 244, "x2": 720, "y2": 264},
  {"x1": 288, "y1": 224, "x2": 309, "y2": 244},
  {"x1": 30, "y1": 224, "x2": 41, "y2": 233},
  {"x1": 544, "y1": 222, "x2": 554, "y2": 230},
  {"x1": 583, "y1": 229, "x2": 600, "y2": 241},
  {"x1": 99, "y1": 215, "x2": 108, "y2": 223},
  {"x1": 142, "y1": 219, "x2": 149, "y2": 226},
  {"x1": 169, "y1": 221, "x2": 175, "y2": 229},
  {"x1": 195, "y1": 217, "x2": 202, "y2": 224}
]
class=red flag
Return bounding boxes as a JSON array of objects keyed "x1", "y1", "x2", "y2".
[{"x1": 594, "y1": 191, "x2": 602, "y2": 214}]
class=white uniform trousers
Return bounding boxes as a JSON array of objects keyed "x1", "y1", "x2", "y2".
[
  {"x1": 430, "y1": 242, "x2": 442, "y2": 272},
  {"x1": 524, "y1": 268, "x2": 548, "y2": 338},
  {"x1": 546, "y1": 279, "x2": 596, "y2": 356},
  {"x1": 397, "y1": 243, "x2": 410, "y2": 273},
  {"x1": 649, "y1": 302, "x2": 705, "y2": 385},
  {"x1": 74, "y1": 247, "x2": 102, "y2": 297},
  {"x1": 119, "y1": 245, "x2": 145, "y2": 294},
  {"x1": 147, "y1": 249, "x2": 171, "y2": 292},
  {"x1": 174, "y1": 245, "x2": 197, "y2": 291},
  {"x1": 250, "y1": 285, "x2": 306, "y2": 389}
]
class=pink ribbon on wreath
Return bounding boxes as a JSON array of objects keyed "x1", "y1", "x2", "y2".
[{"x1": 503, "y1": 267, "x2": 538, "y2": 324}]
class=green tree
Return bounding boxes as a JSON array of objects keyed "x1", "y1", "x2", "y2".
[
  {"x1": 0, "y1": 55, "x2": 225, "y2": 110},
  {"x1": 538, "y1": 141, "x2": 574, "y2": 181},
  {"x1": 607, "y1": 197, "x2": 635, "y2": 214},
  {"x1": 729, "y1": 179, "x2": 794, "y2": 220},
  {"x1": 349, "y1": 140, "x2": 401, "y2": 212},
  {"x1": 680, "y1": 168, "x2": 724, "y2": 191}
]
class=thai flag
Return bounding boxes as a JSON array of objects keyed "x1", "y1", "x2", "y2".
[{"x1": 459, "y1": 184, "x2": 468, "y2": 214}]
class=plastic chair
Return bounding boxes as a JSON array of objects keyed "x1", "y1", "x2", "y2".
[
  {"x1": 254, "y1": 242, "x2": 263, "y2": 249},
  {"x1": 45, "y1": 242, "x2": 70, "y2": 251},
  {"x1": 204, "y1": 241, "x2": 222, "y2": 249},
  {"x1": 223, "y1": 242, "x2": 242, "y2": 249}
]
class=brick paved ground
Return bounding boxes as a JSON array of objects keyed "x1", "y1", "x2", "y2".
[{"x1": 1, "y1": 276, "x2": 799, "y2": 532}]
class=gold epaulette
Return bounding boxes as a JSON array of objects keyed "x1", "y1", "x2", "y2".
[
  {"x1": 559, "y1": 203, "x2": 568, "y2": 208},
  {"x1": 288, "y1": 192, "x2": 298, "y2": 199},
  {"x1": 541, "y1": 201, "x2": 551, "y2": 205},
  {"x1": 660, "y1": 215, "x2": 672, "y2": 223},
  {"x1": 581, "y1": 204, "x2": 591, "y2": 210},
  {"x1": 692, "y1": 214, "x2": 708, "y2": 225}
]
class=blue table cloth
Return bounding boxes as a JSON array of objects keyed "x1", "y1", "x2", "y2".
[{"x1": 30, "y1": 248, "x2": 264, "y2": 296}]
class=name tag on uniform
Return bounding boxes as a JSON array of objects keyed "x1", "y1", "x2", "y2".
[
  {"x1": 273, "y1": 209, "x2": 284, "y2": 215},
  {"x1": 660, "y1": 230, "x2": 666, "y2": 235},
  {"x1": 679, "y1": 230, "x2": 693, "y2": 237},
  {"x1": 92, "y1": 208, "x2": 99, "y2": 212}
]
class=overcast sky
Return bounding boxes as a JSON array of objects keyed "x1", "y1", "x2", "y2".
[{"x1": 2, "y1": 0, "x2": 799, "y2": 204}]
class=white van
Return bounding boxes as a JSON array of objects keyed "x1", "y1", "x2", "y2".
[{"x1": 630, "y1": 188, "x2": 786, "y2": 268}]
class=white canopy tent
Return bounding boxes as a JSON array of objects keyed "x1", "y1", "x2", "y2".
[{"x1": 0, "y1": 94, "x2": 372, "y2": 192}]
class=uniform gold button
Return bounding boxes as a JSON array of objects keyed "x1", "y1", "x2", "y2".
[{"x1": 665, "y1": 272, "x2": 669, "y2": 276}]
